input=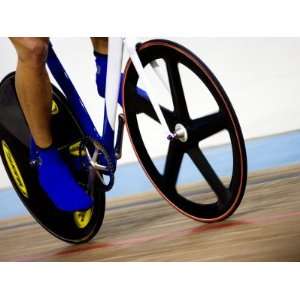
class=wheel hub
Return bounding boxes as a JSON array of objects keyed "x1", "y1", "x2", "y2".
[{"x1": 174, "y1": 123, "x2": 188, "y2": 142}]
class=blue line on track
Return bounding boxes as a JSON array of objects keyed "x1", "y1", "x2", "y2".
[{"x1": 0, "y1": 130, "x2": 300, "y2": 220}]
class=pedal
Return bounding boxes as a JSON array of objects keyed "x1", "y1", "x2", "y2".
[{"x1": 115, "y1": 113, "x2": 125, "y2": 159}]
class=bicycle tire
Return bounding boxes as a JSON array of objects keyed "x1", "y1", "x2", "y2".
[{"x1": 123, "y1": 39, "x2": 247, "y2": 222}]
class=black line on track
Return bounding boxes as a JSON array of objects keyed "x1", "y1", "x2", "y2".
[{"x1": 0, "y1": 170, "x2": 299, "y2": 233}]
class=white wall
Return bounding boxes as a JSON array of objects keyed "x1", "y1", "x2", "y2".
[{"x1": 1, "y1": 37, "x2": 300, "y2": 188}]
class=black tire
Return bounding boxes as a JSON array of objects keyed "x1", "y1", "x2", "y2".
[
  {"x1": 0, "y1": 72, "x2": 105, "y2": 243},
  {"x1": 123, "y1": 39, "x2": 247, "y2": 222}
]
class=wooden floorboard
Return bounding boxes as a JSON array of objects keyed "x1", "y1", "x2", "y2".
[{"x1": 0, "y1": 164, "x2": 300, "y2": 261}]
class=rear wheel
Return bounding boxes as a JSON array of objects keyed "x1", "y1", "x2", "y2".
[
  {"x1": 123, "y1": 39, "x2": 247, "y2": 222},
  {"x1": 0, "y1": 72, "x2": 105, "y2": 243}
]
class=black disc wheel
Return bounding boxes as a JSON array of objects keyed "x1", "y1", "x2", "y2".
[
  {"x1": 0, "y1": 72, "x2": 105, "y2": 243},
  {"x1": 123, "y1": 39, "x2": 247, "y2": 222}
]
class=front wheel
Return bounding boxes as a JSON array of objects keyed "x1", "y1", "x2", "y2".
[{"x1": 123, "y1": 39, "x2": 247, "y2": 222}]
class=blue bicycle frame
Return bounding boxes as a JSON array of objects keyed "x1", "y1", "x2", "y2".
[
  {"x1": 46, "y1": 42, "x2": 118, "y2": 168},
  {"x1": 44, "y1": 38, "x2": 175, "y2": 190}
]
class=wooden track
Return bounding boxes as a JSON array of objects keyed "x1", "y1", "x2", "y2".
[{"x1": 0, "y1": 164, "x2": 300, "y2": 261}]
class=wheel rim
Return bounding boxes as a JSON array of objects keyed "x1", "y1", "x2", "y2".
[{"x1": 123, "y1": 40, "x2": 247, "y2": 221}]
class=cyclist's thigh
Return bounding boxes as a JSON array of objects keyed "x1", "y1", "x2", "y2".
[{"x1": 9, "y1": 37, "x2": 49, "y2": 65}]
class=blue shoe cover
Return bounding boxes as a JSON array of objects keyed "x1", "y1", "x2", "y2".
[
  {"x1": 37, "y1": 147, "x2": 93, "y2": 212},
  {"x1": 94, "y1": 52, "x2": 149, "y2": 103}
]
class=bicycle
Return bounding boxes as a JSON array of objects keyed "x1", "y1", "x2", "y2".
[{"x1": 0, "y1": 38, "x2": 248, "y2": 243}]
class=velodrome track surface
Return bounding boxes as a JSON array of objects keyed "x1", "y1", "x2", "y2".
[{"x1": 0, "y1": 164, "x2": 299, "y2": 261}]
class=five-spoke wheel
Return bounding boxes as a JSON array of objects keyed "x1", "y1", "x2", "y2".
[{"x1": 123, "y1": 39, "x2": 247, "y2": 222}]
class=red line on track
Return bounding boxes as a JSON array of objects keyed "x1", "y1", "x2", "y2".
[{"x1": 14, "y1": 210, "x2": 300, "y2": 261}]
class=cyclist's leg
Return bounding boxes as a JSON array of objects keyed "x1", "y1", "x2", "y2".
[
  {"x1": 9, "y1": 37, "x2": 93, "y2": 211},
  {"x1": 90, "y1": 37, "x2": 148, "y2": 101},
  {"x1": 9, "y1": 37, "x2": 52, "y2": 148},
  {"x1": 90, "y1": 37, "x2": 109, "y2": 98},
  {"x1": 90, "y1": 37, "x2": 108, "y2": 54}
]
